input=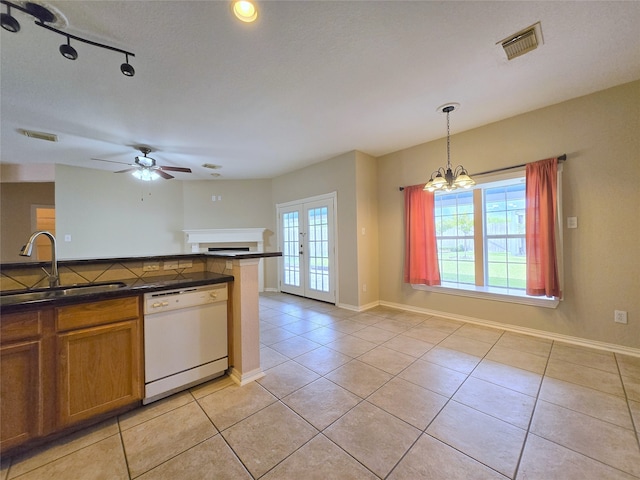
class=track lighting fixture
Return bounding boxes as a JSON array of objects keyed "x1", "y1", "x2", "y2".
[
  {"x1": 120, "y1": 53, "x2": 135, "y2": 77},
  {"x1": 1, "y1": 0, "x2": 135, "y2": 78},
  {"x1": 59, "y1": 35, "x2": 77, "y2": 60},
  {"x1": 1, "y1": 3, "x2": 19, "y2": 32}
]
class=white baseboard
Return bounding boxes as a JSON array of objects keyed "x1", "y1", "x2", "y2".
[
  {"x1": 229, "y1": 367, "x2": 265, "y2": 386},
  {"x1": 378, "y1": 300, "x2": 640, "y2": 358},
  {"x1": 337, "y1": 301, "x2": 378, "y2": 312}
]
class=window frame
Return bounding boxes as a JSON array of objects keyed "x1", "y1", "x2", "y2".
[{"x1": 412, "y1": 167, "x2": 562, "y2": 308}]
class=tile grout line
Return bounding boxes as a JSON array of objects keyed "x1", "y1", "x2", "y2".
[
  {"x1": 510, "y1": 338, "x2": 554, "y2": 480},
  {"x1": 191, "y1": 397, "x2": 257, "y2": 480},
  {"x1": 115, "y1": 417, "x2": 133, "y2": 480},
  {"x1": 614, "y1": 353, "x2": 640, "y2": 454}
]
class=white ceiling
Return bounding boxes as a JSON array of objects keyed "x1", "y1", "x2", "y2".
[{"x1": 1, "y1": 1, "x2": 639, "y2": 180}]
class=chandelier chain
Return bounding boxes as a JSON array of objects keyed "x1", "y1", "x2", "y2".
[{"x1": 446, "y1": 110, "x2": 451, "y2": 169}]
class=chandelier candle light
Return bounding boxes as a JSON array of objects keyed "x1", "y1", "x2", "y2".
[{"x1": 424, "y1": 104, "x2": 475, "y2": 192}]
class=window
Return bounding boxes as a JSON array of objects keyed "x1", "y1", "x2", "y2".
[
  {"x1": 425, "y1": 172, "x2": 560, "y2": 307},
  {"x1": 434, "y1": 190, "x2": 475, "y2": 284},
  {"x1": 484, "y1": 182, "x2": 526, "y2": 289}
]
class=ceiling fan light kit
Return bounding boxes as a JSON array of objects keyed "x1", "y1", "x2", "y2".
[
  {"x1": 132, "y1": 169, "x2": 160, "y2": 182},
  {"x1": 92, "y1": 146, "x2": 193, "y2": 181},
  {"x1": 1, "y1": 0, "x2": 136, "y2": 77}
]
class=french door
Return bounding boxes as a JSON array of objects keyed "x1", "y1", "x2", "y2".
[{"x1": 277, "y1": 193, "x2": 336, "y2": 303}]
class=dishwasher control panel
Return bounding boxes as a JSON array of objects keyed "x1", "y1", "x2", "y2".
[{"x1": 144, "y1": 284, "x2": 228, "y2": 314}]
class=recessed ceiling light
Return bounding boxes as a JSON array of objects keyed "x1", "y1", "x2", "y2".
[
  {"x1": 202, "y1": 163, "x2": 222, "y2": 169},
  {"x1": 231, "y1": 0, "x2": 258, "y2": 23}
]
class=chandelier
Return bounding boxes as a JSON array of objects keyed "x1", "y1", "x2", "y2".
[{"x1": 424, "y1": 104, "x2": 475, "y2": 192}]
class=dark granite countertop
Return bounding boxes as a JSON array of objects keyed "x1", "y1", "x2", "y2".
[
  {"x1": 0, "y1": 272, "x2": 233, "y2": 314},
  {"x1": 205, "y1": 251, "x2": 282, "y2": 259},
  {"x1": 0, "y1": 251, "x2": 281, "y2": 270}
]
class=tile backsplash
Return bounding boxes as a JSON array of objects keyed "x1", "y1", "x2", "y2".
[{"x1": 0, "y1": 256, "x2": 217, "y2": 291}]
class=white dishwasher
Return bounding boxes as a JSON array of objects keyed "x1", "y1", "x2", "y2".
[{"x1": 143, "y1": 283, "x2": 228, "y2": 404}]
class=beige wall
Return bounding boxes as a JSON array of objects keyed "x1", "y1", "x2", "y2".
[
  {"x1": 55, "y1": 165, "x2": 185, "y2": 259},
  {"x1": 271, "y1": 151, "x2": 360, "y2": 307},
  {"x1": 377, "y1": 80, "x2": 640, "y2": 349},
  {"x1": 355, "y1": 151, "x2": 379, "y2": 306},
  {"x1": 182, "y1": 179, "x2": 273, "y2": 235},
  {"x1": 0, "y1": 182, "x2": 55, "y2": 262}
]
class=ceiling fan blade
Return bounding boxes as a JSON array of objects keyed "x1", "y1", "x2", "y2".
[
  {"x1": 156, "y1": 169, "x2": 174, "y2": 180},
  {"x1": 91, "y1": 157, "x2": 134, "y2": 166},
  {"x1": 115, "y1": 168, "x2": 138, "y2": 174},
  {"x1": 158, "y1": 166, "x2": 192, "y2": 173}
]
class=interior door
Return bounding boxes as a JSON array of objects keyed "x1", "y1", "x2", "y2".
[{"x1": 278, "y1": 194, "x2": 336, "y2": 303}]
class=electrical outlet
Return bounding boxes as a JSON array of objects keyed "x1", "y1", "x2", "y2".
[
  {"x1": 614, "y1": 310, "x2": 628, "y2": 324},
  {"x1": 142, "y1": 261, "x2": 160, "y2": 272},
  {"x1": 225, "y1": 261, "x2": 233, "y2": 270},
  {"x1": 164, "y1": 261, "x2": 179, "y2": 270},
  {"x1": 362, "y1": 283, "x2": 367, "y2": 292}
]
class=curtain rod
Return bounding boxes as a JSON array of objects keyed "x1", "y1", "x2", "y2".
[{"x1": 398, "y1": 153, "x2": 566, "y2": 191}]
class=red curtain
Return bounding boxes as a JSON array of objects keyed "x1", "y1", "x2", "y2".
[
  {"x1": 404, "y1": 185, "x2": 441, "y2": 285},
  {"x1": 525, "y1": 158, "x2": 561, "y2": 297}
]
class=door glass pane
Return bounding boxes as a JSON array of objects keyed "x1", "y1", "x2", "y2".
[
  {"x1": 282, "y1": 211, "x2": 300, "y2": 287},
  {"x1": 307, "y1": 207, "x2": 329, "y2": 293}
]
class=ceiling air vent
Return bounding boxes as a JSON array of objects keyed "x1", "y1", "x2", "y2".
[
  {"x1": 499, "y1": 22, "x2": 543, "y2": 61},
  {"x1": 18, "y1": 129, "x2": 58, "y2": 142}
]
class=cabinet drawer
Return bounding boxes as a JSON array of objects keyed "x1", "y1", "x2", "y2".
[
  {"x1": 1, "y1": 311, "x2": 46, "y2": 344},
  {"x1": 56, "y1": 297, "x2": 140, "y2": 332}
]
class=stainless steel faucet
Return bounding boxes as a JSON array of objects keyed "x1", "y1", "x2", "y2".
[{"x1": 19, "y1": 231, "x2": 60, "y2": 288}]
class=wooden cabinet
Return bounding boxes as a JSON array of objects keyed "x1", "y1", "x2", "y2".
[
  {"x1": 0, "y1": 296, "x2": 142, "y2": 453},
  {"x1": 0, "y1": 309, "x2": 54, "y2": 452},
  {"x1": 56, "y1": 297, "x2": 142, "y2": 428}
]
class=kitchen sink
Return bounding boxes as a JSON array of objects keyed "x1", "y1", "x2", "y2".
[{"x1": 0, "y1": 282, "x2": 128, "y2": 306}]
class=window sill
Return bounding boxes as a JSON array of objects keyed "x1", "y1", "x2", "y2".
[{"x1": 411, "y1": 282, "x2": 560, "y2": 308}]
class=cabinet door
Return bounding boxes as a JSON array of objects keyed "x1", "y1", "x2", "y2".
[
  {"x1": 57, "y1": 320, "x2": 142, "y2": 427},
  {"x1": 0, "y1": 340, "x2": 43, "y2": 451}
]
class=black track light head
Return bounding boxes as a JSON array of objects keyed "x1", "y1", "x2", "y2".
[
  {"x1": 1, "y1": 4, "x2": 20, "y2": 32},
  {"x1": 120, "y1": 53, "x2": 134, "y2": 77},
  {"x1": 120, "y1": 63, "x2": 135, "y2": 76},
  {"x1": 59, "y1": 37, "x2": 77, "y2": 60}
]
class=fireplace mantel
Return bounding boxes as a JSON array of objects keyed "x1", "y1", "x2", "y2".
[{"x1": 183, "y1": 228, "x2": 267, "y2": 252}]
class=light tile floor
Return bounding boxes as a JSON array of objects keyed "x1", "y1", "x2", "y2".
[{"x1": 2, "y1": 292, "x2": 640, "y2": 479}]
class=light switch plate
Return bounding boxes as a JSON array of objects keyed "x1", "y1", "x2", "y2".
[{"x1": 567, "y1": 217, "x2": 578, "y2": 229}]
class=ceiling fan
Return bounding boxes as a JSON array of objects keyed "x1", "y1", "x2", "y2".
[{"x1": 92, "y1": 147, "x2": 192, "y2": 180}]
